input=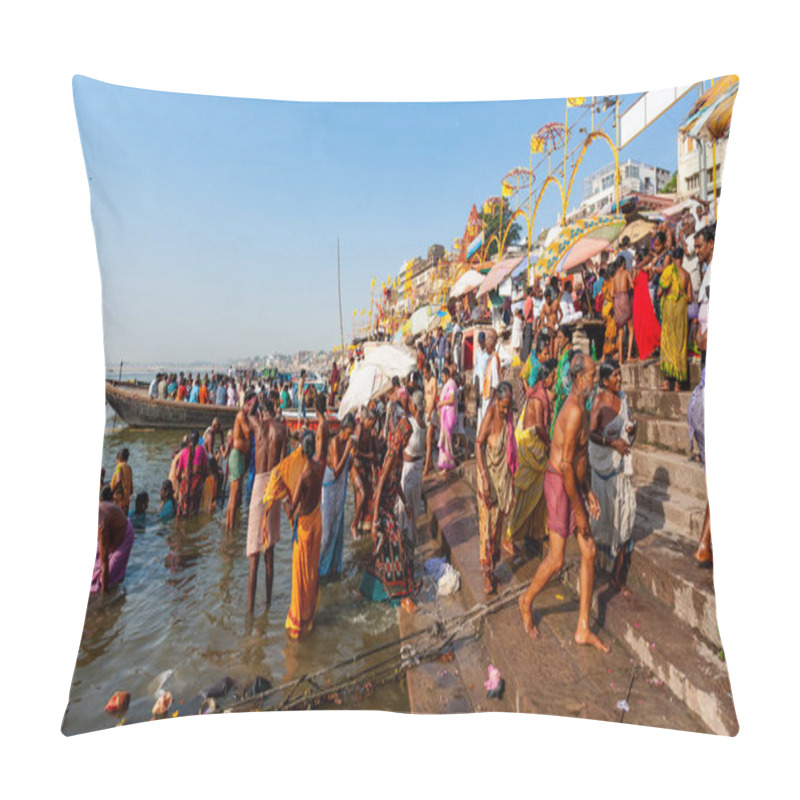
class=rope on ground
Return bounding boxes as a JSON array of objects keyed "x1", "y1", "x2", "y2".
[{"x1": 221, "y1": 581, "x2": 531, "y2": 713}]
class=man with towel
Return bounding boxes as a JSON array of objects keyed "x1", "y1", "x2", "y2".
[
  {"x1": 612, "y1": 254, "x2": 634, "y2": 363},
  {"x1": 246, "y1": 396, "x2": 287, "y2": 612},
  {"x1": 518, "y1": 353, "x2": 609, "y2": 653}
]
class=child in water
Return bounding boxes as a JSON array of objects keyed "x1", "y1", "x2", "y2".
[{"x1": 158, "y1": 481, "x2": 176, "y2": 521}]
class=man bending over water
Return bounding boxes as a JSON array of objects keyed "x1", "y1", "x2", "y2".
[{"x1": 518, "y1": 352, "x2": 609, "y2": 653}]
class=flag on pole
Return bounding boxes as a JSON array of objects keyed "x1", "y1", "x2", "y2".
[
  {"x1": 530, "y1": 134, "x2": 544, "y2": 153},
  {"x1": 501, "y1": 180, "x2": 512, "y2": 197},
  {"x1": 567, "y1": 97, "x2": 586, "y2": 107}
]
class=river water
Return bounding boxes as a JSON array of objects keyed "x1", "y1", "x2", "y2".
[{"x1": 62, "y1": 403, "x2": 409, "y2": 735}]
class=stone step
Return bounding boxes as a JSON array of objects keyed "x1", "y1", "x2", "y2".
[
  {"x1": 624, "y1": 533, "x2": 722, "y2": 650},
  {"x1": 621, "y1": 358, "x2": 701, "y2": 391},
  {"x1": 425, "y1": 473, "x2": 711, "y2": 732},
  {"x1": 634, "y1": 481, "x2": 706, "y2": 542},
  {"x1": 632, "y1": 445, "x2": 707, "y2": 501},
  {"x1": 562, "y1": 560, "x2": 737, "y2": 736},
  {"x1": 625, "y1": 388, "x2": 691, "y2": 422},
  {"x1": 634, "y1": 416, "x2": 691, "y2": 455}
]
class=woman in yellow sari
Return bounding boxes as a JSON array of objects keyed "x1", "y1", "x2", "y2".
[
  {"x1": 658, "y1": 247, "x2": 692, "y2": 391},
  {"x1": 600, "y1": 268, "x2": 618, "y2": 358},
  {"x1": 263, "y1": 433, "x2": 325, "y2": 638},
  {"x1": 504, "y1": 359, "x2": 557, "y2": 556}
]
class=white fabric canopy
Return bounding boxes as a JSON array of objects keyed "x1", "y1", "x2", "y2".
[
  {"x1": 449, "y1": 269, "x2": 484, "y2": 298},
  {"x1": 337, "y1": 344, "x2": 416, "y2": 417}
]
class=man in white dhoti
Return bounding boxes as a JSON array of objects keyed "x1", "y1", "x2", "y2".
[
  {"x1": 588, "y1": 359, "x2": 637, "y2": 595},
  {"x1": 396, "y1": 391, "x2": 426, "y2": 545}
]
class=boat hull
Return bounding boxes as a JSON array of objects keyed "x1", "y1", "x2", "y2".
[{"x1": 105, "y1": 383, "x2": 339, "y2": 433}]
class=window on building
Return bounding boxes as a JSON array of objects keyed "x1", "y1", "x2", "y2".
[
  {"x1": 602, "y1": 174, "x2": 614, "y2": 191},
  {"x1": 625, "y1": 165, "x2": 639, "y2": 179}
]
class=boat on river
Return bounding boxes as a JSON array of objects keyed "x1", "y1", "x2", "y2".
[{"x1": 105, "y1": 381, "x2": 340, "y2": 433}]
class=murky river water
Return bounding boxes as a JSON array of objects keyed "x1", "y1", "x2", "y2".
[{"x1": 62, "y1": 405, "x2": 409, "y2": 735}]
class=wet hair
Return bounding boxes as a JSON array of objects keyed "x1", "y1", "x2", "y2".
[
  {"x1": 654, "y1": 231, "x2": 667, "y2": 246},
  {"x1": 535, "y1": 334, "x2": 550, "y2": 355},
  {"x1": 315, "y1": 393, "x2": 327, "y2": 414},
  {"x1": 190, "y1": 430, "x2": 200, "y2": 446},
  {"x1": 135, "y1": 492, "x2": 149, "y2": 513},
  {"x1": 301, "y1": 431, "x2": 315, "y2": 459},
  {"x1": 599, "y1": 358, "x2": 620, "y2": 385},
  {"x1": 341, "y1": 412, "x2": 356, "y2": 431},
  {"x1": 696, "y1": 225, "x2": 715, "y2": 244},
  {"x1": 496, "y1": 381, "x2": 513, "y2": 402},
  {"x1": 161, "y1": 480, "x2": 174, "y2": 500},
  {"x1": 671, "y1": 246, "x2": 684, "y2": 261},
  {"x1": 100, "y1": 484, "x2": 114, "y2": 502},
  {"x1": 539, "y1": 358, "x2": 559, "y2": 382},
  {"x1": 569, "y1": 351, "x2": 591, "y2": 381},
  {"x1": 118, "y1": 448, "x2": 130, "y2": 462}
]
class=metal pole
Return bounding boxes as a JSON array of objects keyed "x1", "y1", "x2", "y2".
[
  {"x1": 337, "y1": 238, "x2": 345, "y2": 357},
  {"x1": 563, "y1": 101, "x2": 568, "y2": 224}
]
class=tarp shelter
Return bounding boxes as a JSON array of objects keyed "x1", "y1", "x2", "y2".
[
  {"x1": 618, "y1": 217, "x2": 656, "y2": 246},
  {"x1": 476, "y1": 255, "x2": 526, "y2": 298},
  {"x1": 338, "y1": 344, "x2": 416, "y2": 417},
  {"x1": 681, "y1": 75, "x2": 738, "y2": 142},
  {"x1": 533, "y1": 216, "x2": 625, "y2": 277}
]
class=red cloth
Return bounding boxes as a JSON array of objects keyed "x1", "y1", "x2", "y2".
[
  {"x1": 523, "y1": 296, "x2": 533, "y2": 323},
  {"x1": 632, "y1": 271, "x2": 661, "y2": 360}
]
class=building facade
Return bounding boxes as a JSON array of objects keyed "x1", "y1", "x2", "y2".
[
  {"x1": 566, "y1": 158, "x2": 672, "y2": 222},
  {"x1": 677, "y1": 133, "x2": 726, "y2": 201}
]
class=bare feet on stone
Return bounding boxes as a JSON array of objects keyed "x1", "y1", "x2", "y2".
[
  {"x1": 574, "y1": 625, "x2": 610, "y2": 653},
  {"x1": 610, "y1": 578, "x2": 631, "y2": 597},
  {"x1": 519, "y1": 596, "x2": 539, "y2": 641}
]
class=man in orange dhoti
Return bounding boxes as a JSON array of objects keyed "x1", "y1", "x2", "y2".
[{"x1": 263, "y1": 432, "x2": 325, "y2": 639}]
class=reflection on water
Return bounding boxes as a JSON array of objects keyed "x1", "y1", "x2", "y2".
[{"x1": 62, "y1": 416, "x2": 409, "y2": 735}]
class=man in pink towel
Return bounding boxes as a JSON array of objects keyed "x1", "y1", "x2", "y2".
[{"x1": 518, "y1": 352, "x2": 609, "y2": 653}]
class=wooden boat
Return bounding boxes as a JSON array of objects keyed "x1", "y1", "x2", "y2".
[{"x1": 105, "y1": 381, "x2": 340, "y2": 433}]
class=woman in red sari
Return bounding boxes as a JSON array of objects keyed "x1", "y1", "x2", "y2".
[{"x1": 632, "y1": 260, "x2": 661, "y2": 361}]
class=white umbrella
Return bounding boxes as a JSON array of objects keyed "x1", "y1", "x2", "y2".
[
  {"x1": 337, "y1": 344, "x2": 416, "y2": 417},
  {"x1": 408, "y1": 305, "x2": 434, "y2": 335},
  {"x1": 449, "y1": 269, "x2": 484, "y2": 298}
]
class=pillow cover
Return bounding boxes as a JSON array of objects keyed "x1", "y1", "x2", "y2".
[{"x1": 65, "y1": 75, "x2": 738, "y2": 735}]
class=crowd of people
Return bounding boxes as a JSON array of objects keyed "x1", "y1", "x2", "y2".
[{"x1": 95, "y1": 201, "x2": 713, "y2": 649}]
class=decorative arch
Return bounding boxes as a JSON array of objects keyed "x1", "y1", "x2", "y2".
[
  {"x1": 500, "y1": 206, "x2": 530, "y2": 255},
  {"x1": 531, "y1": 174, "x2": 565, "y2": 231},
  {"x1": 564, "y1": 130, "x2": 619, "y2": 216}
]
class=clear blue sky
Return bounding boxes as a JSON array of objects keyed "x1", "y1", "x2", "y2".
[{"x1": 73, "y1": 76, "x2": 703, "y2": 365}]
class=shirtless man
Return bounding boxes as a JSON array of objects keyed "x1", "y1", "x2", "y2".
[
  {"x1": 422, "y1": 362, "x2": 438, "y2": 476},
  {"x1": 246, "y1": 397, "x2": 288, "y2": 611},
  {"x1": 226, "y1": 391, "x2": 256, "y2": 531},
  {"x1": 475, "y1": 382, "x2": 516, "y2": 594},
  {"x1": 313, "y1": 392, "x2": 330, "y2": 465},
  {"x1": 539, "y1": 287, "x2": 562, "y2": 358},
  {"x1": 612, "y1": 254, "x2": 634, "y2": 363},
  {"x1": 518, "y1": 352, "x2": 609, "y2": 652},
  {"x1": 350, "y1": 409, "x2": 378, "y2": 539}
]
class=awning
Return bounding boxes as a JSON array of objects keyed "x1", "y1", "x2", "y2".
[
  {"x1": 681, "y1": 75, "x2": 739, "y2": 141},
  {"x1": 449, "y1": 269, "x2": 484, "y2": 298},
  {"x1": 476, "y1": 255, "x2": 526, "y2": 298}
]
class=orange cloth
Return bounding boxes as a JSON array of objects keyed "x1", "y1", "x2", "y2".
[
  {"x1": 483, "y1": 352, "x2": 500, "y2": 399},
  {"x1": 263, "y1": 448, "x2": 305, "y2": 540},
  {"x1": 198, "y1": 385, "x2": 210, "y2": 404},
  {"x1": 199, "y1": 474, "x2": 217, "y2": 513},
  {"x1": 285, "y1": 507, "x2": 322, "y2": 639},
  {"x1": 110, "y1": 462, "x2": 133, "y2": 514}
]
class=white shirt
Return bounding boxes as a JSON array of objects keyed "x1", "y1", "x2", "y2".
[{"x1": 149, "y1": 378, "x2": 159, "y2": 399}]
